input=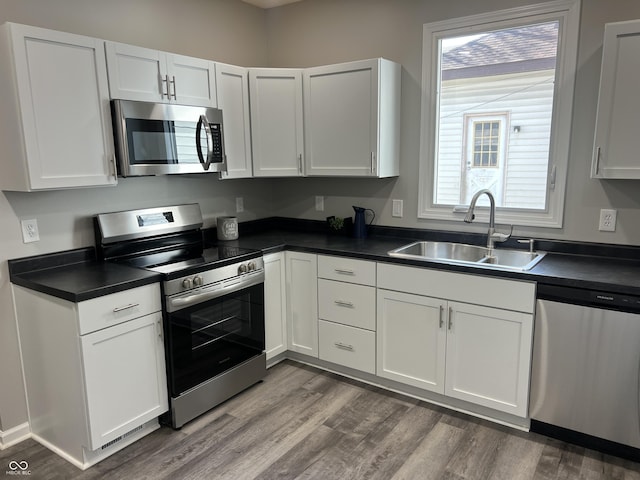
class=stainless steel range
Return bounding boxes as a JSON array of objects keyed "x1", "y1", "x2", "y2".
[{"x1": 94, "y1": 203, "x2": 266, "y2": 429}]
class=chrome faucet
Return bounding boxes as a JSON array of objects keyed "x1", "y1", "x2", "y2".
[{"x1": 463, "y1": 189, "x2": 511, "y2": 255}]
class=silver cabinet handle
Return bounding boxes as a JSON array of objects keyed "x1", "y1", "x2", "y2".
[
  {"x1": 298, "y1": 153, "x2": 303, "y2": 174},
  {"x1": 594, "y1": 146, "x2": 601, "y2": 176},
  {"x1": 156, "y1": 319, "x2": 162, "y2": 338},
  {"x1": 170, "y1": 75, "x2": 177, "y2": 100},
  {"x1": 439, "y1": 305, "x2": 444, "y2": 328},
  {"x1": 448, "y1": 307, "x2": 453, "y2": 330},
  {"x1": 370, "y1": 152, "x2": 375, "y2": 174},
  {"x1": 334, "y1": 268, "x2": 355, "y2": 275},
  {"x1": 334, "y1": 300, "x2": 354, "y2": 308},
  {"x1": 161, "y1": 74, "x2": 169, "y2": 98},
  {"x1": 334, "y1": 342, "x2": 354, "y2": 351},
  {"x1": 113, "y1": 303, "x2": 139, "y2": 313}
]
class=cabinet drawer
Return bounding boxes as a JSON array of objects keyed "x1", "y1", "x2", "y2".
[
  {"x1": 318, "y1": 255, "x2": 376, "y2": 286},
  {"x1": 77, "y1": 283, "x2": 161, "y2": 335},
  {"x1": 319, "y1": 320, "x2": 375, "y2": 374},
  {"x1": 318, "y1": 279, "x2": 375, "y2": 330}
]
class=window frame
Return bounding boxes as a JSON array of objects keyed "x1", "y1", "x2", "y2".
[{"x1": 417, "y1": 0, "x2": 581, "y2": 228}]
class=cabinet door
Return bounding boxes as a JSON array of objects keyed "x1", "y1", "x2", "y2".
[
  {"x1": 216, "y1": 63, "x2": 253, "y2": 179},
  {"x1": 304, "y1": 59, "x2": 378, "y2": 176},
  {"x1": 285, "y1": 251, "x2": 318, "y2": 357},
  {"x1": 264, "y1": 252, "x2": 287, "y2": 360},
  {"x1": 81, "y1": 312, "x2": 168, "y2": 450},
  {"x1": 1, "y1": 24, "x2": 116, "y2": 190},
  {"x1": 166, "y1": 54, "x2": 217, "y2": 107},
  {"x1": 250, "y1": 69, "x2": 304, "y2": 177},
  {"x1": 592, "y1": 20, "x2": 640, "y2": 178},
  {"x1": 105, "y1": 42, "x2": 166, "y2": 102},
  {"x1": 445, "y1": 302, "x2": 533, "y2": 417},
  {"x1": 376, "y1": 289, "x2": 446, "y2": 393}
]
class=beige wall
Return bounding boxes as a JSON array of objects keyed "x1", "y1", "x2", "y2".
[
  {"x1": 0, "y1": 0, "x2": 270, "y2": 433},
  {"x1": 267, "y1": 0, "x2": 640, "y2": 246}
]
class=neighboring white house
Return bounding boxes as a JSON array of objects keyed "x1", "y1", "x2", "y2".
[{"x1": 435, "y1": 22, "x2": 558, "y2": 210}]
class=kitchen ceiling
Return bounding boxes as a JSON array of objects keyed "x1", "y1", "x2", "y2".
[{"x1": 240, "y1": 0, "x2": 303, "y2": 7}]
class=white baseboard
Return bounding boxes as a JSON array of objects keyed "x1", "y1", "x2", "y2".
[{"x1": 0, "y1": 422, "x2": 31, "y2": 450}]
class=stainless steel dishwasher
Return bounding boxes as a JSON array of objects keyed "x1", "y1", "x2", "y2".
[{"x1": 530, "y1": 284, "x2": 640, "y2": 460}]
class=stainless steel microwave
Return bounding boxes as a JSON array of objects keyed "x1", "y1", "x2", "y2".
[{"x1": 111, "y1": 99, "x2": 226, "y2": 177}]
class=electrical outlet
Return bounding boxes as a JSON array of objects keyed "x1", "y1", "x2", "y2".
[
  {"x1": 392, "y1": 199, "x2": 403, "y2": 218},
  {"x1": 235, "y1": 197, "x2": 244, "y2": 213},
  {"x1": 315, "y1": 196, "x2": 324, "y2": 211},
  {"x1": 599, "y1": 208, "x2": 617, "y2": 232},
  {"x1": 21, "y1": 219, "x2": 40, "y2": 243}
]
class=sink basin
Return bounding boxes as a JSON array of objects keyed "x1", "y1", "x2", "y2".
[
  {"x1": 388, "y1": 241, "x2": 546, "y2": 271},
  {"x1": 388, "y1": 241, "x2": 488, "y2": 263}
]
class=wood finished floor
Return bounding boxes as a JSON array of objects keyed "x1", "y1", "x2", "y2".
[{"x1": 3, "y1": 360, "x2": 640, "y2": 480}]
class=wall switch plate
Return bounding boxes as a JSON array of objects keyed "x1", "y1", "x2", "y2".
[
  {"x1": 235, "y1": 197, "x2": 244, "y2": 213},
  {"x1": 315, "y1": 196, "x2": 324, "y2": 211},
  {"x1": 21, "y1": 219, "x2": 40, "y2": 243},
  {"x1": 599, "y1": 208, "x2": 617, "y2": 232},
  {"x1": 392, "y1": 199, "x2": 403, "y2": 218}
]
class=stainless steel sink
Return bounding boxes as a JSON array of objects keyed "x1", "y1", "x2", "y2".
[{"x1": 388, "y1": 241, "x2": 546, "y2": 271}]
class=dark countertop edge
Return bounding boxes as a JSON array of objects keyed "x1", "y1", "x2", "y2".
[{"x1": 10, "y1": 274, "x2": 161, "y2": 303}]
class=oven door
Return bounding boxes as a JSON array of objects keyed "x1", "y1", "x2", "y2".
[
  {"x1": 112, "y1": 99, "x2": 226, "y2": 176},
  {"x1": 164, "y1": 281, "x2": 264, "y2": 397}
]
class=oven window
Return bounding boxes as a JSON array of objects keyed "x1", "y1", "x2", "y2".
[
  {"x1": 166, "y1": 283, "x2": 264, "y2": 396},
  {"x1": 126, "y1": 118, "x2": 204, "y2": 165}
]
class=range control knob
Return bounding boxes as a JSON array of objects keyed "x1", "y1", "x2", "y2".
[
  {"x1": 248, "y1": 261, "x2": 256, "y2": 272},
  {"x1": 238, "y1": 263, "x2": 248, "y2": 274},
  {"x1": 182, "y1": 278, "x2": 193, "y2": 289},
  {"x1": 193, "y1": 275, "x2": 203, "y2": 286}
]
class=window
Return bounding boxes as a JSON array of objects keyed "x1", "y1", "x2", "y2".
[{"x1": 418, "y1": 1, "x2": 580, "y2": 228}]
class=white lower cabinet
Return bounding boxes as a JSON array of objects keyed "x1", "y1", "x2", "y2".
[
  {"x1": 285, "y1": 251, "x2": 318, "y2": 357},
  {"x1": 376, "y1": 263, "x2": 535, "y2": 418},
  {"x1": 13, "y1": 283, "x2": 167, "y2": 469},
  {"x1": 377, "y1": 289, "x2": 446, "y2": 393},
  {"x1": 264, "y1": 252, "x2": 287, "y2": 360}
]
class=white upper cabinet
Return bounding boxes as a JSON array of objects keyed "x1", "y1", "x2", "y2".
[
  {"x1": 105, "y1": 41, "x2": 217, "y2": 107},
  {"x1": 249, "y1": 68, "x2": 304, "y2": 177},
  {"x1": 0, "y1": 23, "x2": 116, "y2": 191},
  {"x1": 216, "y1": 63, "x2": 253, "y2": 179},
  {"x1": 303, "y1": 58, "x2": 401, "y2": 177},
  {"x1": 592, "y1": 20, "x2": 640, "y2": 179}
]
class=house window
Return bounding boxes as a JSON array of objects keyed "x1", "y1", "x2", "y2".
[
  {"x1": 471, "y1": 121, "x2": 500, "y2": 168},
  {"x1": 418, "y1": 0, "x2": 580, "y2": 228}
]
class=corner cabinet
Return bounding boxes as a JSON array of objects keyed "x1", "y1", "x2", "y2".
[
  {"x1": 216, "y1": 63, "x2": 253, "y2": 179},
  {"x1": 249, "y1": 68, "x2": 305, "y2": 177},
  {"x1": 592, "y1": 20, "x2": 640, "y2": 179},
  {"x1": 303, "y1": 58, "x2": 401, "y2": 177},
  {"x1": 376, "y1": 263, "x2": 535, "y2": 418},
  {"x1": 13, "y1": 283, "x2": 167, "y2": 469},
  {"x1": 0, "y1": 23, "x2": 116, "y2": 191},
  {"x1": 285, "y1": 251, "x2": 318, "y2": 357},
  {"x1": 105, "y1": 41, "x2": 217, "y2": 107}
]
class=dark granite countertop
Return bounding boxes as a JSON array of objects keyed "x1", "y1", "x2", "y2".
[
  {"x1": 223, "y1": 230, "x2": 640, "y2": 296},
  {"x1": 9, "y1": 223, "x2": 640, "y2": 302},
  {"x1": 8, "y1": 248, "x2": 162, "y2": 302}
]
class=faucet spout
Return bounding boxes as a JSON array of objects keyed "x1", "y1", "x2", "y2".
[
  {"x1": 464, "y1": 189, "x2": 495, "y2": 228},
  {"x1": 463, "y1": 189, "x2": 509, "y2": 252}
]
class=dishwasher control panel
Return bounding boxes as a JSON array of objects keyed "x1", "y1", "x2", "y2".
[{"x1": 538, "y1": 283, "x2": 640, "y2": 313}]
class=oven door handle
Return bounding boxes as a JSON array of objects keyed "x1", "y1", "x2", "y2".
[{"x1": 166, "y1": 271, "x2": 264, "y2": 313}]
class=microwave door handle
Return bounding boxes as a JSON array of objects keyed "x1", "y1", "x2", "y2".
[{"x1": 195, "y1": 115, "x2": 213, "y2": 171}]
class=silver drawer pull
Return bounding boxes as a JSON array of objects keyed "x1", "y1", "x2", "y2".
[
  {"x1": 334, "y1": 268, "x2": 355, "y2": 275},
  {"x1": 113, "y1": 303, "x2": 140, "y2": 313},
  {"x1": 334, "y1": 342, "x2": 354, "y2": 351},
  {"x1": 334, "y1": 300, "x2": 354, "y2": 308}
]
